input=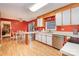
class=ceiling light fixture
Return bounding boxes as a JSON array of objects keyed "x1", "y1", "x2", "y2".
[{"x1": 29, "y1": 3, "x2": 48, "y2": 12}]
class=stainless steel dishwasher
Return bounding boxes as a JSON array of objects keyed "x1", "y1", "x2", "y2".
[{"x1": 52, "y1": 35, "x2": 64, "y2": 49}]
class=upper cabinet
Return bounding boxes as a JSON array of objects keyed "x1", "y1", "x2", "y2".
[
  {"x1": 56, "y1": 9, "x2": 71, "y2": 26},
  {"x1": 71, "y1": 7, "x2": 79, "y2": 25},
  {"x1": 56, "y1": 12, "x2": 62, "y2": 26},
  {"x1": 62, "y1": 9, "x2": 71, "y2": 25},
  {"x1": 37, "y1": 18, "x2": 43, "y2": 27}
]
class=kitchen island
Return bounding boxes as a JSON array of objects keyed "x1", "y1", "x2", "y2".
[{"x1": 0, "y1": 31, "x2": 37, "y2": 48}]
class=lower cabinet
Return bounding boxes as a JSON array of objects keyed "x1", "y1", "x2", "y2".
[
  {"x1": 35, "y1": 33, "x2": 53, "y2": 46},
  {"x1": 41, "y1": 35, "x2": 47, "y2": 44},
  {"x1": 47, "y1": 36, "x2": 52, "y2": 46},
  {"x1": 35, "y1": 33, "x2": 39, "y2": 41},
  {"x1": 35, "y1": 34, "x2": 42, "y2": 42},
  {"x1": 35, "y1": 33, "x2": 64, "y2": 49},
  {"x1": 38, "y1": 34, "x2": 42, "y2": 41}
]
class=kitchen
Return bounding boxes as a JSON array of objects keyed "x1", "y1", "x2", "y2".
[{"x1": 0, "y1": 3, "x2": 79, "y2": 56}]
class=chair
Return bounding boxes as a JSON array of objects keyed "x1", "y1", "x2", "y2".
[
  {"x1": 11, "y1": 31, "x2": 16, "y2": 40},
  {"x1": 21, "y1": 31, "x2": 25, "y2": 43},
  {"x1": 15, "y1": 31, "x2": 25, "y2": 43}
]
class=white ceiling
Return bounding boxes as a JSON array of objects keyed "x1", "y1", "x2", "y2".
[{"x1": 0, "y1": 3, "x2": 69, "y2": 21}]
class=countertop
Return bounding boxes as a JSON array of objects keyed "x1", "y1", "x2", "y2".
[
  {"x1": 16, "y1": 31, "x2": 79, "y2": 38},
  {"x1": 53, "y1": 31, "x2": 79, "y2": 38},
  {"x1": 60, "y1": 42, "x2": 79, "y2": 56},
  {"x1": 16, "y1": 31, "x2": 37, "y2": 34},
  {"x1": 36, "y1": 31, "x2": 79, "y2": 38}
]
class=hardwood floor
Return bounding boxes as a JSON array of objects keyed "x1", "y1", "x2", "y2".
[{"x1": 0, "y1": 38, "x2": 62, "y2": 56}]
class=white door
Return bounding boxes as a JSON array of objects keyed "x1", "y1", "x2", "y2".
[
  {"x1": 41, "y1": 35, "x2": 47, "y2": 43},
  {"x1": 37, "y1": 18, "x2": 43, "y2": 27},
  {"x1": 63, "y1": 9, "x2": 71, "y2": 25},
  {"x1": 38, "y1": 34, "x2": 42, "y2": 42},
  {"x1": 56, "y1": 12, "x2": 62, "y2": 26},
  {"x1": 71, "y1": 7, "x2": 79, "y2": 25},
  {"x1": 35, "y1": 34, "x2": 39, "y2": 41},
  {"x1": 47, "y1": 36, "x2": 52, "y2": 46},
  {"x1": 35, "y1": 34, "x2": 42, "y2": 42}
]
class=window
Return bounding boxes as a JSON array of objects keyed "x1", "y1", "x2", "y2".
[{"x1": 46, "y1": 21, "x2": 56, "y2": 30}]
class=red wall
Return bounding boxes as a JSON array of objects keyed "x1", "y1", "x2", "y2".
[
  {"x1": 44, "y1": 16, "x2": 55, "y2": 21},
  {"x1": 27, "y1": 19, "x2": 37, "y2": 31},
  {"x1": 56, "y1": 25, "x2": 79, "y2": 32},
  {"x1": 27, "y1": 19, "x2": 45, "y2": 31},
  {"x1": 27, "y1": 16, "x2": 79, "y2": 32},
  {"x1": 44, "y1": 16, "x2": 55, "y2": 30},
  {"x1": 33, "y1": 16, "x2": 55, "y2": 31},
  {"x1": 0, "y1": 18, "x2": 28, "y2": 32}
]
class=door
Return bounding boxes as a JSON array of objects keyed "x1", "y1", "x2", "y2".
[
  {"x1": 63, "y1": 9, "x2": 71, "y2": 25},
  {"x1": 41, "y1": 35, "x2": 47, "y2": 43},
  {"x1": 28, "y1": 22, "x2": 35, "y2": 41},
  {"x1": 28, "y1": 22, "x2": 35, "y2": 48},
  {"x1": 71, "y1": 7, "x2": 79, "y2": 25},
  {"x1": 38, "y1": 34, "x2": 42, "y2": 42},
  {"x1": 56, "y1": 12, "x2": 62, "y2": 26},
  {"x1": 28, "y1": 22, "x2": 35, "y2": 32},
  {"x1": 47, "y1": 36, "x2": 52, "y2": 46},
  {"x1": 35, "y1": 33, "x2": 39, "y2": 41}
]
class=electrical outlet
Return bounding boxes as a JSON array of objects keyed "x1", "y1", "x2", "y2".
[{"x1": 62, "y1": 28, "x2": 64, "y2": 31}]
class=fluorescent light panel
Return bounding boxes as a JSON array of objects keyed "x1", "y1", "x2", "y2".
[{"x1": 29, "y1": 3, "x2": 48, "y2": 12}]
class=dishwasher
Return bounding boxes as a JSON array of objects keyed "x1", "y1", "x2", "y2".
[{"x1": 52, "y1": 35, "x2": 64, "y2": 49}]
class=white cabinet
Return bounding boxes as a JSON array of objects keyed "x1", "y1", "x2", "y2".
[
  {"x1": 56, "y1": 12, "x2": 62, "y2": 26},
  {"x1": 38, "y1": 34, "x2": 42, "y2": 42},
  {"x1": 63, "y1": 9, "x2": 71, "y2": 25},
  {"x1": 35, "y1": 34, "x2": 39, "y2": 41},
  {"x1": 41, "y1": 35, "x2": 47, "y2": 43},
  {"x1": 37, "y1": 18, "x2": 43, "y2": 27},
  {"x1": 35, "y1": 34, "x2": 42, "y2": 42},
  {"x1": 71, "y1": 7, "x2": 79, "y2": 25},
  {"x1": 35, "y1": 33, "x2": 53, "y2": 46},
  {"x1": 47, "y1": 36, "x2": 52, "y2": 46}
]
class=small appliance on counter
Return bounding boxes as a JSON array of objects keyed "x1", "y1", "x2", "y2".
[{"x1": 73, "y1": 28, "x2": 78, "y2": 35}]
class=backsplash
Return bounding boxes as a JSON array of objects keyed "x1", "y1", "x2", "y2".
[
  {"x1": 35, "y1": 27, "x2": 45, "y2": 31},
  {"x1": 56, "y1": 25, "x2": 79, "y2": 32}
]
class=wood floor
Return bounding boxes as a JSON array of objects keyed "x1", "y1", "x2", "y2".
[{"x1": 0, "y1": 38, "x2": 62, "y2": 56}]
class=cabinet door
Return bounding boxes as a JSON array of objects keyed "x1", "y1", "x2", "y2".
[
  {"x1": 71, "y1": 7, "x2": 79, "y2": 25},
  {"x1": 41, "y1": 35, "x2": 47, "y2": 43},
  {"x1": 37, "y1": 18, "x2": 43, "y2": 27},
  {"x1": 56, "y1": 12, "x2": 62, "y2": 26},
  {"x1": 63, "y1": 9, "x2": 71, "y2": 25},
  {"x1": 35, "y1": 34, "x2": 39, "y2": 41},
  {"x1": 38, "y1": 34, "x2": 42, "y2": 42},
  {"x1": 47, "y1": 36, "x2": 52, "y2": 46}
]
